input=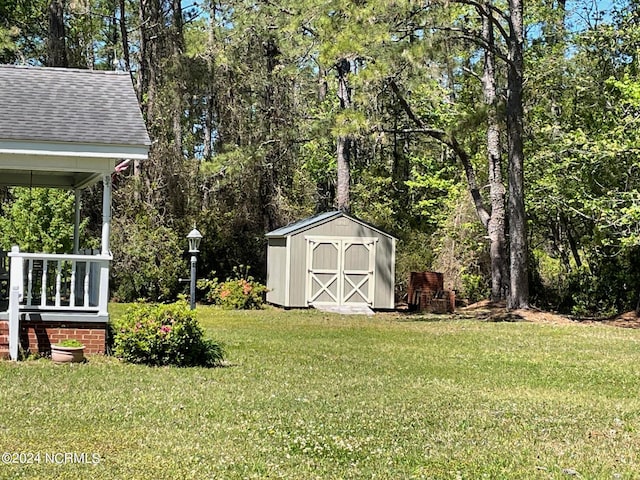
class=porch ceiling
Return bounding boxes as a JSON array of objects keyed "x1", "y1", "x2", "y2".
[
  {"x1": 0, "y1": 139, "x2": 148, "y2": 189},
  {"x1": 0, "y1": 169, "x2": 101, "y2": 189}
]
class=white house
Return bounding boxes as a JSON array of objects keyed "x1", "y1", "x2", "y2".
[{"x1": 0, "y1": 65, "x2": 150, "y2": 360}]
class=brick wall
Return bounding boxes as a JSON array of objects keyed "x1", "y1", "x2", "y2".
[
  {"x1": 0, "y1": 321, "x2": 7, "y2": 359},
  {"x1": 0, "y1": 320, "x2": 107, "y2": 358}
]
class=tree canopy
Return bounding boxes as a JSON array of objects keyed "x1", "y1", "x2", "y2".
[{"x1": 1, "y1": 0, "x2": 638, "y2": 315}]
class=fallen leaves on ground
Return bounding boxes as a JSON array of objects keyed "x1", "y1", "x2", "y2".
[{"x1": 458, "y1": 299, "x2": 640, "y2": 329}]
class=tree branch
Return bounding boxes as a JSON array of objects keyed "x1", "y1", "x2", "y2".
[
  {"x1": 434, "y1": 26, "x2": 510, "y2": 64},
  {"x1": 453, "y1": 0, "x2": 511, "y2": 26},
  {"x1": 462, "y1": 66, "x2": 482, "y2": 83},
  {"x1": 388, "y1": 80, "x2": 490, "y2": 227}
]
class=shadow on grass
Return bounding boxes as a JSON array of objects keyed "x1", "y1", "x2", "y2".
[{"x1": 392, "y1": 308, "x2": 526, "y2": 323}]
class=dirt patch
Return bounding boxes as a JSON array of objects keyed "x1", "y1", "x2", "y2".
[
  {"x1": 404, "y1": 299, "x2": 640, "y2": 329},
  {"x1": 459, "y1": 300, "x2": 586, "y2": 326},
  {"x1": 597, "y1": 311, "x2": 640, "y2": 329}
]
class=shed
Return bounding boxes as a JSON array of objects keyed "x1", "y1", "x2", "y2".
[{"x1": 265, "y1": 211, "x2": 396, "y2": 309}]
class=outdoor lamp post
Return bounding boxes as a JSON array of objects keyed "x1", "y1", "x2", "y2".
[{"x1": 187, "y1": 227, "x2": 203, "y2": 310}]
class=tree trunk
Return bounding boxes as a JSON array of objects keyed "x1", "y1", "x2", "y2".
[
  {"x1": 136, "y1": 0, "x2": 162, "y2": 202},
  {"x1": 106, "y1": 5, "x2": 118, "y2": 69},
  {"x1": 391, "y1": 115, "x2": 410, "y2": 209},
  {"x1": 319, "y1": 67, "x2": 328, "y2": 101},
  {"x1": 260, "y1": 37, "x2": 282, "y2": 231},
  {"x1": 171, "y1": 0, "x2": 184, "y2": 155},
  {"x1": 336, "y1": 135, "x2": 350, "y2": 212},
  {"x1": 203, "y1": 3, "x2": 216, "y2": 161},
  {"x1": 506, "y1": 0, "x2": 529, "y2": 309},
  {"x1": 482, "y1": 8, "x2": 509, "y2": 302},
  {"x1": 316, "y1": 67, "x2": 335, "y2": 210},
  {"x1": 336, "y1": 58, "x2": 351, "y2": 212},
  {"x1": 47, "y1": 0, "x2": 67, "y2": 67},
  {"x1": 119, "y1": 0, "x2": 131, "y2": 73},
  {"x1": 120, "y1": 0, "x2": 141, "y2": 191}
]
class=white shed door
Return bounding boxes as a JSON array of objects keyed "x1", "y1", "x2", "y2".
[{"x1": 306, "y1": 237, "x2": 376, "y2": 306}]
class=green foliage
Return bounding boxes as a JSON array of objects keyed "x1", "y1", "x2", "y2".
[
  {"x1": 56, "y1": 339, "x2": 83, "y2": 348},
  {"x1": 113, "y1": 300, "x2": 224, "y2": 367},
  {"x1": 530, "y1": 246, "x2": 640, "y2": 317},
  {"x1": 431, "y1": 189, "x2": 490, "y2": 298},
  {"x1": 7, "y1": 0, "x2": 639, "y2": 315},
  {"x1": 0, "y1": 0, "x2": 47, "y2": 63},
  {"x1": 0, "y1": 188, "x2": 81, "y2": 253},
  {"x1": 460, "y1": 272, "x2": 490, "y2": 304},
  {"x1": 405, "y1": 153, "x2": 460, "y2": 229},
  {"x1": 0, "y1": 25, "x2": 18, "y2": 57},
  {"x1": 523, "y1": 3, "x2": 640, "y2": 314},
  {"x1": 394, "y1": 232, "x2": 436, "y2": 300},
  {"x1": 351, "y1": 170, "x2": 397, "y2": 232},
  {"x1": 198, "y1": 266, "x2": 267, "y2": 310},
  {"x1": 110, "y1": 215, "x2": 184, "y2": 302}
]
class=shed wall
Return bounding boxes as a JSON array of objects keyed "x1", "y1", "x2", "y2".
[
  {"x1": 266, "y1": 238, "x2": 287, "y2": 306},
  {"x1": 374, "y1": 235, "x2": 395, "y2": 309}
]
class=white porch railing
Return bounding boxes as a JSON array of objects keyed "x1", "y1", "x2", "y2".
[{"x1": 6, "y1": 246, "x2": 111, "y2": 360}]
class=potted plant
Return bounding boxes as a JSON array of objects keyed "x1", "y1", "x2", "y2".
[{"x1": 51, "y1": 339, "x2": 85, "y2": 364}]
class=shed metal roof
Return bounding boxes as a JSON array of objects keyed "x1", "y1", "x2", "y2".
[
  {"x1": 0, "y1": 65, "x2": 151, "y2": 147},
  {"x1": 266, "y1": 210, "x2": 396, "y2": 239}
]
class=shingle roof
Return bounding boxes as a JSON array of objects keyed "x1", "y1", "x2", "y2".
[
  {"x1": 0, "y1": 65, "x2": 151, "y2": 147},
  {"x1": 266, "y1": 211, "x2": 342, "y2": 237},
  {"x1": 265, "y1": 210, "x2": 396, "y2": 239}
]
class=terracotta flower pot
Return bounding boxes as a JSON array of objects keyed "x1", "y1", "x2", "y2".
[{"x1": 51, "y1": 345, "x2": 85, "y2": 364}]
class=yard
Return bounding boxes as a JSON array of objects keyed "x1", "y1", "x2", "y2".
[{"x1": 1, "y1": 306, "x2": 640, "y2": 479}]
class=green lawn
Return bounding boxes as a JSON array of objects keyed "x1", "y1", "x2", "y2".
[{"x1": 2, "y1": 306, "x2": 640, "y2": 479}]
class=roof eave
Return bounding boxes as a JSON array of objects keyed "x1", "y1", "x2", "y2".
[
  {"x1": 265, "y1": 211, "x2": 342, "y2": 237},
  {"x1": 0, "y1": 139, "x2": 149, "y2": 160},
  {"x1": 265, "y1": 211, "x2": 397, "y2": 240}
]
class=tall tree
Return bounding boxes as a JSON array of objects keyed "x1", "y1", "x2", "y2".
[
  {"x1": 482, "y1": 4, "x2": 508, "y2": 302},
  {"x1": 336, "y1": 58, "x2": 352, "y2": 212},
  {"x1": 505, "y1": 0, "x2": 529, "y2": 309},
  {"x1": 47, "y1": 0, "x2": 67, "y2": 66}
]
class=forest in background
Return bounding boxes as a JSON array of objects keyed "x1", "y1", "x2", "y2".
[{"x1": 1, "y1": 0, "x2": 640, "y2": 316}]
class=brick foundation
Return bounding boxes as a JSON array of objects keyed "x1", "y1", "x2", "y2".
[
  {"x1": 0, "y1": 320, "x2": 107, "y2": 358},
  {"x1": 0, "y1": 321, "x2": 7, "y2": 359}
]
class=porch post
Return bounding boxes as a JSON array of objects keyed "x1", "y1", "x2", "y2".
[
  {"x1": 97, "y1": 175, "x2": 112, "y2": 316},
  {"x1": 74, "y1": 189, "x2": 81, "y2": 254},
  {"x1": 101, "y1": 175, "x2": 111, "y2": 255},
  {"x1": 8, "y1": 246, "x2": 23, "y2": 361}
]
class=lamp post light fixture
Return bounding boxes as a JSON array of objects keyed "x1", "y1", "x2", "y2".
[{"x1": 187, "y1": 227, "x2": 203, "y2": 310}]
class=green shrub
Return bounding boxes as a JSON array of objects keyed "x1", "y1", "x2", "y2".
[
  {"x1": 110, "y1": 215, "x2": 184, "y2": 302},
  {"x1": 113, "y1": 300, "x2": 224, "y2": 367},
  {"x1": 0, "y1": 187, "x2": 82, "y2": 253},
  {"x1": 460, "y1": 272, "x2": 490, "y2": 304},
  {"x1": 394, "y1": 232, "x2": 436, "y2": 301},
  {"x1": 198, "y1": 266, "x2": 267, "y2": 309},
  {"x1": 530, "y1": 248, "x2": 640, "y2": 317},
  {"x1": 56, "y1": 339, "x2": 83, "y2": 347}
]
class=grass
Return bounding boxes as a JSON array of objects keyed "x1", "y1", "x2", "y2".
[{"x1": 2, "y1": 306, "x2": 640, "y2": 479}]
